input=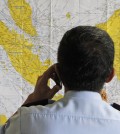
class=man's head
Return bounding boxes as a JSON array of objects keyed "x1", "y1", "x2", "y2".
[{"x1": 57, "y1": 26, "x2": 114, "y2": 92}]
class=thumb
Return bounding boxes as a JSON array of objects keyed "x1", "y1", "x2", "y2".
[{"x1": 49, "y1": 85, "x2": 61, "y2": 99}]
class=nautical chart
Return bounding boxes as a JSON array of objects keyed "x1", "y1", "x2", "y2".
[{"x1": 0, "y1": 0, "x2": 120, "y2": 124}]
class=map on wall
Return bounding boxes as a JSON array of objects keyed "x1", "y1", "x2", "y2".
[{"x1": 0, "y1": 0, "x2": 120, "y2": 125}]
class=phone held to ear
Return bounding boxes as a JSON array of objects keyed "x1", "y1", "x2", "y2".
[{"x1": 52, "y1": 72, "x2": 62, "y2": 88}]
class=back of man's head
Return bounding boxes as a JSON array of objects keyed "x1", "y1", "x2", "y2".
[{"x1": 57, "y1": 26, "x2": 114, "y2": 92}]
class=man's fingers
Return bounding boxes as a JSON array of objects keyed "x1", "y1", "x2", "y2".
[
  {"x1": 36, "y1": 75, "x2": 43, "y2": 84},
  {"x1": 41, "y1": 64, "x2": 57, "y2": 84},
  {"x1": 49, "y1": 85, "x2": 61, "y2": 98},
  {"x1": 38, "y1": 75, "x2": 42, "y2": 80},
  {"x1": 44, "y1": 64, "x2": 56, "y2": 77}
]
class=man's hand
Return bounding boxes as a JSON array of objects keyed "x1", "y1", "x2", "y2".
[{"x1": 23, "y1": 64, "x2": 62, "y2": 105}]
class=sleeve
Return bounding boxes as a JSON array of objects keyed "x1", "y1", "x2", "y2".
[
  {"x1": 22, "y1": 99, "x2": 55, "y2": 107},
  {"x1": 0, "y1": 109, "x2": 21, "y2": 134}
]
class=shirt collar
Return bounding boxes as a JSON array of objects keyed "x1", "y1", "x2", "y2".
[{"x1": 64, "y1": 90, "x2": 102, "y2": 100}]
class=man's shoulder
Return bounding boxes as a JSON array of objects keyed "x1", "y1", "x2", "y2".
[
  {"x1": 20, "y1": 98, "x2": 70, "y2": 116},
  {"x1": 20, "y1": 97, "x2": 120, "y2": 122},
  {"x1": 98, "y1": 101, "x2": 120, "y2": 121}
]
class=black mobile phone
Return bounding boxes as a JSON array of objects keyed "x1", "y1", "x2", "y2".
[{"x1": 53, "y1": 73, "x2": 62, "y2": 88}]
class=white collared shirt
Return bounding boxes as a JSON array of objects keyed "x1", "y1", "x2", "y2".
[{"x1": 1, "y1": 91, "x2": 120, "y2": 134}]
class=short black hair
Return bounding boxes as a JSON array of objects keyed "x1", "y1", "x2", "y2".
[{"x1": 57, "y1": 26, "x2": 114, "y2": 92}]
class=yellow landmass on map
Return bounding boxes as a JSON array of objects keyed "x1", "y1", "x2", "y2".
[
  {"x1": 66, "y1": 12, "x2": 71, "y2": 19},
  {"x1": 8, "y1": 0, "x2": 37, "y2": 36},
  {"x1": 52, "y1": 94, "x2": 63, "y2": 101},
  {"x1": 96, "y1": 9, "x2": 120, "y2": 80},
  {"x1": 0, "y1": 21, "x2": 50, "y2": 85},
  {"x1": 0, "y1": 115, "x2": 7, "y2": 125}
]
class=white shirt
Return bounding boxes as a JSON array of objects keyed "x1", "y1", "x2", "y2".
[{"x1": 0, "y1": 91, "x2": 120, "y2": 134}]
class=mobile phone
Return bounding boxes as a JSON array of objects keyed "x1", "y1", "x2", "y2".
[{"x1": 53, "y1": 73, "x2": 62, "y2": 88}]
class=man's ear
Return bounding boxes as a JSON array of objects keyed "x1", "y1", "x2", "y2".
[{"x1": 105, "y1": 68, "x2": 115, "y2": 83}]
